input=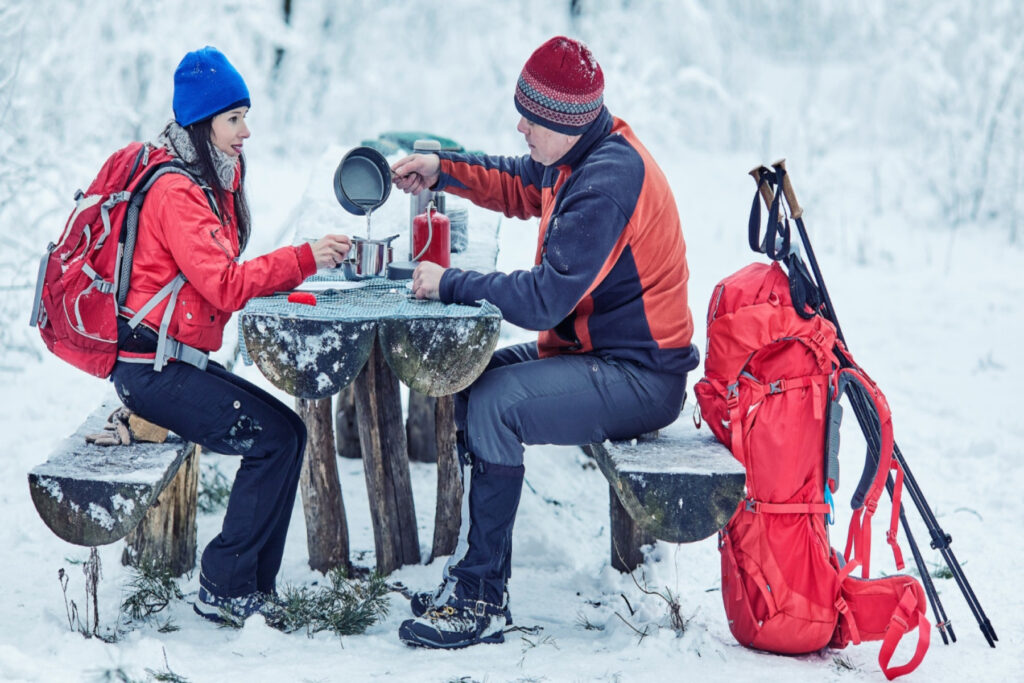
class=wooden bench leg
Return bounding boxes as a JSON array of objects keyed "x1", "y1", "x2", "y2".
[
  {"x1": 121, "y1": 444, "x2": 199, "y2": 577},
  {"x1": 609, "y1": 484, "x2": 655, "y2": 573},
  {"x1": 430, "y1": 395, "x2": 462, "y2": 561},
  {"x1": 297, "y1": 397, "x2": 351, "y2": 574}
]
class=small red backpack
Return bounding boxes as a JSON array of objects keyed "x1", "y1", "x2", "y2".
[
  {"x1": 29, "y1": 143, "x2": 213, "y2": 377},
  {"x1": 695, "y1": 261, "x2": 930, "y2": 680}
]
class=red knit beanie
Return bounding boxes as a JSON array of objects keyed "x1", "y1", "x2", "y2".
[{"x1": 514, "y1": 36, "x2": 604, "y2": 135}]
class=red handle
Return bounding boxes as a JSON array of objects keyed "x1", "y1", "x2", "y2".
[{"x1": 288, "y1": 292, "x2": 317, "y2": 306}]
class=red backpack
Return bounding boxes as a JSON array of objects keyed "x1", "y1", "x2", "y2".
[
  {"x1": 695, "y1": 261, "x2": 930, "y2": 680},
  {"x1": 29, "y1": 143, "x2": 214, "y2": 377}
]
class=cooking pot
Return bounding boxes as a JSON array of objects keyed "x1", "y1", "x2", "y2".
[
  {"x1": 333, "y1": 146, "x2": 392, "y2": 216},
  {"x1": 342, "y1": 234, "x2": 400, "y2": 279}
]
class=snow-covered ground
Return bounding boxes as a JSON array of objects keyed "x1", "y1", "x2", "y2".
[
  {"x1": 2, "y1": 2, "x2": 1023, "y2": 681},
  {"x1": 3, "y1": 143, "x2": 1021, "y2": 682}
]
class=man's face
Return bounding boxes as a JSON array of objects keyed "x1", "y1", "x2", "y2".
[{"x1": 517, "y1": 117, "x2": 581, "y2": 166}]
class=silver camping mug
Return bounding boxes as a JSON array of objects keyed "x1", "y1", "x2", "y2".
[{"x1": 342, "y1": 234, "x2": 399, "y2": 279}]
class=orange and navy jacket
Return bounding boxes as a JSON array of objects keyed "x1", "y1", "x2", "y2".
[
  {"x1": 436, "y1": 107, "x2": 698, "y2": 375},
  {"x1": 123, "y1": 158, "x2": 317, "y2": 352}
]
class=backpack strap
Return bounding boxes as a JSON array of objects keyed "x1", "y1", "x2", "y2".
[
  {"x1": 748, "y1": 170, "x2": 791, "y2": 260},
  {"x1": 877, "y1": 586, "x2": 931, "y2": 680},
  {"x1": 832, "y1": 366, "x2": 899, "y2": 577}
]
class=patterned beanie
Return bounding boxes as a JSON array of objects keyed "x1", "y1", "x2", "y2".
[
  {"x1": 514, "y1": 36, "x2": 604, "y2": 135},
  {"x1": 173, "y1": 46, "x2": 250, "y2": 127}
]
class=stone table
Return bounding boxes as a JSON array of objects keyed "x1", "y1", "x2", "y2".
[{"x1": 241, "y1": 278, "x2": 501, "y2": 574}]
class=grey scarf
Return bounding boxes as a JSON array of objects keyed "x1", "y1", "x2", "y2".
[{"x1": 156, "y1": 120, "x2": 238, "y2": 190}]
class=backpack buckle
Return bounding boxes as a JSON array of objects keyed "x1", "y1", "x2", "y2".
[
  {"x1": 726, "y1": 382, "x2": 740, "y2": 402},
  {"x1": 474, "y1": 600, "x2": 488, "y2": 617},
  {"x1": 768, "y1": 379, "x2": 784, "y2": 394}
]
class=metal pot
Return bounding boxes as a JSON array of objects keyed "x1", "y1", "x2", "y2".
[
  {"x1": 342, "y1": 234, "x2": 399, "y2": 279},
  {"x1": 333, "y1": 146, "x2": 392, "y2": 216}
]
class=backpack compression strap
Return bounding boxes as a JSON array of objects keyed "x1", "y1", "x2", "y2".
[{"x1": 877, "y1": 586, "x2": 931, "y2": 680}]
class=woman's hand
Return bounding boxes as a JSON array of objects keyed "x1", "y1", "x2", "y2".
[
  {"x1": 310, "y1": 234, "x2": 352, "y2": 269},
  {"x1": 411, "y1": 260, "x2": 446, "y2": 300},
  {"x1": 392, "y1": 154, "x2": 441, "y2": 195}
]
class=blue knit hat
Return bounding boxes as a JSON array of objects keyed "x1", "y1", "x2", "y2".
[{"x1": 173, "y1": 46, "x2": 250, "y2": 127}]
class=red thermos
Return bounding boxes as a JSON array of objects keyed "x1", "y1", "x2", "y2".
[{"x1": 412, "y1": 201, "x2": 450, "y2": 267}]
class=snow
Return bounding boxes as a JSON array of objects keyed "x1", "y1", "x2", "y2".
[{"x1": 2, "y1": 2, "x2": 1023, "y2": 682}]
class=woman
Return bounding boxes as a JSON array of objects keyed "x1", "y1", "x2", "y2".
[{"x1": 110, "y1": 46, "x2": 350, "y2": 626}]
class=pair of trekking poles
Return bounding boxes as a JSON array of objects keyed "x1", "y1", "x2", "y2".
[{"x1": 748, "y1": 160, "x2": 997, "y2": 649}]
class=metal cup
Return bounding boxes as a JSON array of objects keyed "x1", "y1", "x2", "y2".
[{"x1": 342, "y1": 234, "x2": 399, "y2": 279}]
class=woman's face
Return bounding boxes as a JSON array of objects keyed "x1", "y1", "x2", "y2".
[{"x1": 210, "y1": 106, "x2": 250, "y2": 157}]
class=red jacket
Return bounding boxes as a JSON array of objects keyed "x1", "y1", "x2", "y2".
[
  {"x1": 123, "y1": 164, "x2": 316, "y2": 352},
  {"x1": 436, "y1": 108, "x2": 697, "y2": 375}
]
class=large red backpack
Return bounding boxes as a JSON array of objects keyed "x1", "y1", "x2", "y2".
[
  {"x1": 695, "y1": 261, "x2": 930, "y2": 680},
  {"x1": 29, "y1": 142, "x2": 214, "y2": 377}
]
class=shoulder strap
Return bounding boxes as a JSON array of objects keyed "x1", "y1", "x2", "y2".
[{"x1": 115, "y1": 159, "x2": 218, "y2": 306}]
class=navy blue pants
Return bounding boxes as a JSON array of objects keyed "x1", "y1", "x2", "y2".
[
  {"x1": 444, "y1": 342, "x2": 688, "y2": 604},
  {"x1": 456, "y1": 342, "x2": 687, "y2": 467},
  {"x1": 111, "y1": 359, "x2": 306, "y2": 598}
]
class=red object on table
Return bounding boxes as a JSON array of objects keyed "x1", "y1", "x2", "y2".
[
  {"x1": 412, "y1": 203, "x2": 451, "y2": 267},
  {"x1": 288, "y1": 291, "x2": 317, "y2": 306}
]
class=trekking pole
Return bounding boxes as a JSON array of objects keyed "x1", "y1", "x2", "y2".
[
  {"x1": 768, "y1": 160, "x2": 998, "y2": 648},
  {"x1": 748, "y1": 167, "x2": 953, "y2": 642}
]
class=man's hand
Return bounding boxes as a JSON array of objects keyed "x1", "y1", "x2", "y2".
[
  {"x1": 392, "y1": 154, "x2": 441, "y2": 195},
  {"x1": 412, "y1": 261, "x2": 446, "y2": 300},
  {"x1": 310, "y1": 234, "x2": 352, "y2": 269}
]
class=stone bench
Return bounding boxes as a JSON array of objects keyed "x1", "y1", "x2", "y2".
[
  {"x1": 581, "y1": 408, "x2": 746, "y2": 572},
  {"x1": 28, "y1": 398, "x2": 199, "y2": 576}
]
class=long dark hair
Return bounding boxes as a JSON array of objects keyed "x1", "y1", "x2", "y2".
[{"x1": 184, "y1": 119, "x2": 252, "y2": 252}]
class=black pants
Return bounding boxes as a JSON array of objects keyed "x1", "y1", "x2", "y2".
[{"x1": 111, "y1": 359, "x2": 306, "y2": 598}]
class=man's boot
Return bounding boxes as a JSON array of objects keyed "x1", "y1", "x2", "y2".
[{"x1": 399, "y1": 460, "x2": 523, "y2": 648}]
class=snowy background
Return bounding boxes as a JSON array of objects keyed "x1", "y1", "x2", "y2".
[{"x1": 1, "y1": 1, "x2": 1022, "y2": 681}]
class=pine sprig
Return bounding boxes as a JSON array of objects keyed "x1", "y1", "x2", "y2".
[{"x1": 271, "y1": 568, "x2": 390, "y2": 638}]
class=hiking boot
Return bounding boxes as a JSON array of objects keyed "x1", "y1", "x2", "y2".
[
  {"x1": 193, "y1": 587, "x2": 265, "y2": 627},
  {"x1": 398, "y1": 595, "x2": 508, "y2": 649},
  {"x1": 410, "y1": 582, "x2": 512, "y2": 624}
]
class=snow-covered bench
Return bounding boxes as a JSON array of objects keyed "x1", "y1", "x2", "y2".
[
  {"x1": 582, "y1": 408, "x2": 746, "y2": 571},
  {"x1": 27, "y1": 398, "x2": 198, "y2": 576}
]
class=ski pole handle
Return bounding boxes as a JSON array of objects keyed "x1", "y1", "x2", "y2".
[
  {"x1": 771, "y1": 159, "x2": 804, "y2": 219},
  {"x1": 748, "y1": 164, "x2": 775, "y2": 210}
]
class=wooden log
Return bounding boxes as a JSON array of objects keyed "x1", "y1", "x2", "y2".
[
  {"x1": 430, "y1": 395, "x2": 462, "y2": 561},
  {"x1": 334, "y1": 384, "x2": 361, "y2": 460},
  {"x1": 609, "y1": 484, "x2": 655, "y2": 573},
  {"x1": 582, "y1": 418, "x2": 746, "y2": 544},
  {"x1": 406, "y1": 390, "x2": 438, "y2": 463},
  {"x1": 353, "y1": 341, "x2": 420, "y2": 574},
  {"x1": 297, "y1": 397, "x2": 351, "y2": 574},
  {"x1": 122, "y1": 446, "x2": 199, "y2": 576},
  {"x1": 28, "y1": 400, "x2": 195, "y2": 547}
]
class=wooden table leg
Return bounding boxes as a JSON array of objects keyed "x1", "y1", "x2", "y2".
[
  {"x1": 335, "y1": 384, "x2": 361, "y2": 460},
  {"x1": 430, "y1": 394, "x2": 462, "y2": 561},
  {"x1": 297, "y1": 397, "x2": 351, "y2": 574},
  {"x1": 353, "y1": 340, "x2": 420, "y2": 574},
  {"x1": 406, "y1": 390, "x2": 438, "y2": 463}
]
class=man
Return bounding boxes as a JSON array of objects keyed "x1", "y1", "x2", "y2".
[{"x1": 391, "y1": 36, "x2": 698, "y2": 649}]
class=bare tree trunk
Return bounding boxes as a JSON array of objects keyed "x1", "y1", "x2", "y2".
[
  {"x1": 297, "y1": 397, "x2": 351, "y2": 574},
  {"x1": 335, "y1": 384, "x2": 362, "y2": 459},
  {"x1": 353, "y1": 341, "x2": 420, "y2": 574},
  {"x1": 122, "y1": 445, "x2": 199, "y2": 576},
  {"x1": 609, "y1": 485, "x2": 654, "y2": 573},
  {"x1": 430, "y1": 395, "x2": 462, "y2": 561}
]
